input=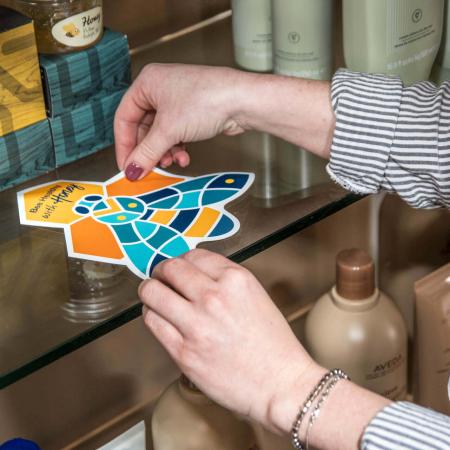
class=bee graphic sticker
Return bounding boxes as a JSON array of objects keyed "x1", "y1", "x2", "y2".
[{"x1": 17, "y1": 169, "x2": 254, "y2": 279}]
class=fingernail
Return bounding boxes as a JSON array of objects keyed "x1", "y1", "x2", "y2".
[{"x1": 125, "y1": 162, "x2": 143, "y2": 181}]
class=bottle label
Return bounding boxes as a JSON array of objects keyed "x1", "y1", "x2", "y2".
[
  {"x1": 52, "y1": 7, "x2": 103, "y2": 48},
  {"x1": 365, "y1": 353, "x2": 407, "y2": 400},
  {"x1": 386, "y1": 0, "x2": 441, "y2": 71},
  {"x1": 272, "y1": 1, "x2": 333, "y2": 80}
]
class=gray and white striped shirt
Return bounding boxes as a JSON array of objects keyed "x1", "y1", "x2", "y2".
[
  {"x1": 328, "y1": 69, "x2": 450, "y2": 449},
  {"x1": 328, "y1": 69, "x2": 450, "y2": 209}
]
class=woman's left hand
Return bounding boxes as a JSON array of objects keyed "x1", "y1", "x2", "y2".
[{"x1": 139, "y1": 249, "x2": 324, "y2": 432}]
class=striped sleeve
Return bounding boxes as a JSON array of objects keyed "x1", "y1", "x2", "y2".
[
  {"x1": 361, "y1": 402, "x2": 450, "y2": 450},
  {"x1": 327, "y1": 69, "x2": 450, "y2": 209}
]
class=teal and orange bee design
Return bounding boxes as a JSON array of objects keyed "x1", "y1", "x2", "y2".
[{"x1": 17, "y1": 169, "x2": 254, "y2": 278}]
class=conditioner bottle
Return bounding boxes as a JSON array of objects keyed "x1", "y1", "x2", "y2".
[
  {"x1": 231, "y1": 0, "x2": 272, "y2": 72},
  {"x1": 343, "y1": 0, "x2": 444, "y2": 85},
  {"x1": 151, "y1": 375, "x2": 256, "y2": 450},
  {"x1": 272, "y1": 0, "x2": 334, "y2": 80},
  {"x1": 305, "y1": 249, "x2": 408, "y2": 400}
]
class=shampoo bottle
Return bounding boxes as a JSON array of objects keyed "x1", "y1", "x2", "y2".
[
  {"x1": 231, "y1": 0, "x2": 273, "y2": 72},
  {"x1": 151, "y1": 375, "x2": 256, "y2": 450},
  {"x1": 272, "y1": 0, "x2": 334, "y2": 80},
  {"x1": 343, "y1": 0, "x2": 444, "y2": 85},
  {"x1": 305, "y1": 249, "x2": 408, "y2": 400}
]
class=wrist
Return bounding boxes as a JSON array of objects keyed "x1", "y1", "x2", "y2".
[{"x1": 266, "y1": 359, "x2": 327, "y2": 434}]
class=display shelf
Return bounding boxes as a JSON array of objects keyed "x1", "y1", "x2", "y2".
[{"x1": 0, "y1": 15, "x2": 363, "y2": 389}]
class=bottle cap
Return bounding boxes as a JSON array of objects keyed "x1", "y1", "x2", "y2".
[{"x1": 336, "y1": 249, "x2": 375, "y2": 300}]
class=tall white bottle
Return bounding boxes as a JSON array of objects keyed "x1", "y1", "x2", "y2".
[
  {"x1": 231, "y1": 0, "x2": 273, "y2": 72},
  {"x1": 271, "y1": 0, "x2": 333, "y2": 199},
  {"x1": 272, "y1": 0, "x2": 334, "y2": 80},
  {"x1": 343, "y1": 0, "x2": 444, "y2": 85}
]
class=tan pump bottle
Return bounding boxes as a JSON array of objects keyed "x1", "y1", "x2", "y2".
[
  {"x1": 305, "y1": 249, "x2": 408, "y2": 400},
  {"x1": 151, "y1": 375, "x2": 256, "y2": 450},
  {"x1": 343, "y1": 0, "x2": 444, "y2": 85}
]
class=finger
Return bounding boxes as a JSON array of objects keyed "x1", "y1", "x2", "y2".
[
  {"x1": 124, "y1": 115, "x2": 176, "y2": 181},
  {"x1": 170, "y1": 145, "x2": 190, "y2": 168},
  {"x1": 136, "y1": 112, "x2": 156, "y2": 146},
  {"x1": 139, "y1": 278, "x2": 193, "y2": 332},
  {"x1": 142, "y1": 306, "x2": 183, "y2": 360},
  {"x1": 181, "y1": 249, "x2": 234, "y2": 279},
  {"x1": 160, "y1": 152, "x2": 173, "y2": 168},
  {"x1": 152, "y1": 257, "x2": 216, "y2": 302},
  {"x1": 114, "y1": 78, "x2": 155, "y2": 171}
]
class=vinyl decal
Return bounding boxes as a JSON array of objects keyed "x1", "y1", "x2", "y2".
[{"x1": 17, "y1": 169, "x2": 254, "y2": 278}]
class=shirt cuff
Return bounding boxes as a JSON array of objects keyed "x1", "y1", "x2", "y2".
[
  {"x1": 361, "y1": 401, "x2": 450, "y2": 450},
  {"x1": 327, "y1": 69, "x2": 403, "y2": 195}
]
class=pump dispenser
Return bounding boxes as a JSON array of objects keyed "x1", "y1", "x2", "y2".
[
  {"x1": 151, "y1": 375, "x2": 256, "y2": 450},
  {"x1": 305, "y1": 249, "x2": 408, "y2": 400}
]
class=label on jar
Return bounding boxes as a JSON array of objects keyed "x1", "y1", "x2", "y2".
[{"x1": 52, "y1": 7, "x2": 102, "y2": 47}]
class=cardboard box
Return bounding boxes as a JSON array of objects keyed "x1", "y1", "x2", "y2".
[
  {"x1": 49, "y1": 88, "x2": 126, "y2": 167},
  {"x1": 0, "y1": 120, "x2": 54, "y2": 191},
  {"x1": 0, "y1": 6, "x2": 47, "y2": 137},
  {"x1": 39, "y1": 29, "x2": 131, "y2": 117}
]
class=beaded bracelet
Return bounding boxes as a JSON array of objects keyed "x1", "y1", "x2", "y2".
[{"x1": 290, "y1": 368, "x2": 349, "y2": 450}]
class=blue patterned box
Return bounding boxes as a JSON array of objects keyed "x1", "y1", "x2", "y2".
[
  {"x1": 49, "y1": 88, "x2": 126, "y2": 167},
  {"x1": 39, "y1": 29, "x2": 131, "y2": 117},
  {"x1": 0, "y1": 120, "x2": 54, "y2": 191}
]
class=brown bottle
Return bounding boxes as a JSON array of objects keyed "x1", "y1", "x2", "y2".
[
  {"x1": 151, "y1": 375, "x2": 256, "y2": 450},
  {"x1": 305, "y1": 249, "x2": 408, "y2": 400}
]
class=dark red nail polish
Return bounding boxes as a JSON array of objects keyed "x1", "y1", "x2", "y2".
[{"x1": 125, "y1": 162, "x2": 143, "y2": 181}]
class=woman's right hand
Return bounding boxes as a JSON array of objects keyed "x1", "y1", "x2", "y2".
[{"x1": 114, "y1": 63, "x2": 251, "y2": 180}]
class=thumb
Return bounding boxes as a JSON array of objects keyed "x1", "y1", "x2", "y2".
[{"x1": 124, "y1": 123, "x2": 175, "y2": 181}]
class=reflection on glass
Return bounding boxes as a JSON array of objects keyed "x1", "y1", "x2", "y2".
[
  {"x1": 63, "y1": 258, "x2": 128, "y2": 323},
  {"x1": 248, "y1": 131, "x2": 329, "y2": 204}
]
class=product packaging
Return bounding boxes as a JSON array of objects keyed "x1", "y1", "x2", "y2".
[
  {"x1": 231, "y1": 0, "x2": 272, "y2": 72},
  {"x1": 48, "y1": 88, "x2": 126, "y2": 167},
  {"x1": 152, "y1": 375, "x2": 256, "y2": 450},
  {"x1": 305, "y1": 249, "x2": 408, "y2": 400},
  {"x1": 343, "y1": 0, "x2": 444, "y2": 85},
  {"x1": 272, "y1": 0, "x2": 333, "y2": 80},
  {"x1": 0, "y1": 6, "x2": 47, "y2": 137},
  {"x1": 0, "y1": 120, "x2": 54, "y2": 192},
  {"x1": 11, "y1": 0, "x2": 103, "y2": 54},
  {"x1": 39, "y1": 29, "x2": 131, "y2": 117},
  {"x1": 414, "y1": 263, "x2": 450, "y2": 415}
]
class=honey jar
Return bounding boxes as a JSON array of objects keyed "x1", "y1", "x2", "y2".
[{"x1": 12, "y1": 0, "x2": 103, "y2": 54}]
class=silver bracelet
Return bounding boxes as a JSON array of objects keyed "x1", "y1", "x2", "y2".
[
  {"x1": 305, "y1": 370, "x2": 349, "y2": 450},
  {"x1": 291, "y1": 368, "x2": 349, "y2": 450}
]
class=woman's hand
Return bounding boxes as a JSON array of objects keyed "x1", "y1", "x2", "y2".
[
  {"x1": 114, "y1": 64, "x2": 250, "y2": 180},
  {"x1": 114, "y1": 63, "x2": 335, "y2": 180},
  {"x1": 139, "y1": 249, "x2": 324, "y2": 432}
]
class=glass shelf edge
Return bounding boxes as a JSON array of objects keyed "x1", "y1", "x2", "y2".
[{"x1": 0, "y1": 192, "x2": 364, "y2": 390}]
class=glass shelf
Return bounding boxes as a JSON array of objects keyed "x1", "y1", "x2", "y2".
[{"x1": 0, "y1": 15, "x2": 363, "y2": 389}]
